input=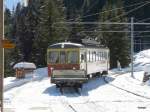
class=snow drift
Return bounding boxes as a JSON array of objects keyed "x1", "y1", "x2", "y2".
[{"x1": 133, "y1": 49, "x2": 150, "y2": 71}]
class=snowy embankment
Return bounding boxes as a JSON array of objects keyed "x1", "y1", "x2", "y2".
[
  {"x1": 110, "y1": 49, "x2": 150, "y2": 73},
  {"x1": 105, "y1": 49, "x2": 150, "y2": 98},
  {"x1": 133, "y1": 49, "x2": 150, "y2": 71},
  {"x1": 4, "y1": 67, "x2": 48, "y2": 91},
  {"x1": 3, "y1": 49, "x2": 150, "y2": 112},
  {"x1": 105, "y1": 71, "x2": 150, "y2": 99}
]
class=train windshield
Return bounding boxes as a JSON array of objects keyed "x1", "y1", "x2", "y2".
[
  {"x1": 68, "y1": 51, "x2": 78, "y2": 64},
  {"x1": 49, "y1": 51, "x2": 59, "y2": 63},
  {"x1": 60, "y1": 51, "x2": 66, "y2": 64},
  {"x1": 48, "y1": 50, "x2": 78, "y2": 64}
]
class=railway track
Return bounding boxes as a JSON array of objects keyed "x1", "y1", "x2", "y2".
[{"x1": 4, "y1": 72, "x2": 150, "y2": 112}]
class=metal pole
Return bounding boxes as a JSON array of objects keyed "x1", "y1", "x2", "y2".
[
  {"x1": 0, "y1": 0, "x2": 3, "y2": 111},
  {"x1": 131, "y1": 17, "x2": 134, "y2": 78}
]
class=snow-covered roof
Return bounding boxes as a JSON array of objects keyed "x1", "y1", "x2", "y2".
[{"x1": 13, "y1": 62, "x2": 36, "y2": 69}]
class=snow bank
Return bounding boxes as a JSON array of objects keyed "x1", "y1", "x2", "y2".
[
  {"x1": 144, "y1": 64, "x2": 150, "y2": 73},
  {"x1": 133, "y1": 49, "x2": 150, "y2": 71},
  {"x1": 110, "y1": 49, "x2": 150, "y2": 87},
  {"x1": 111, "y1": 49, "x2": 150, "y2": 73},
  {"x1": 13, "y1": 62, "x2": 36, "y2": 69},
  {"x1": 146, "y1": 80, "x2": 150, "y2": 86},
  {"x1": 4, "y1": 67, "x2": 48, "y2": 91},
  {"x1": 105, "y1": 72, "x2": 150, "y2": 99}
]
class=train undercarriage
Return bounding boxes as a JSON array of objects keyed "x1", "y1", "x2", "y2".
[
  {"x1": 56, "y1": 83, "x2": 82, "y2": 94},
  {"x1": 51, "y1": 77, "x2": 87, "y2": 94},
  {"x1": 51, "y1": 71, "x2": 108, "y2": 94}
]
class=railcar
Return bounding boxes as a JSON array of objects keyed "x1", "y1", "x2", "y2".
[{"x1": 47, "y1": 39, "x2": 109, "y2": 88}]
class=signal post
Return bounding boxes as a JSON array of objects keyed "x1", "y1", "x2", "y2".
[{"x1": 0, "y1": 0, "x2": 3, "y2": 111}]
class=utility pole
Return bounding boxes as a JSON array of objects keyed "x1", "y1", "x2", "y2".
[
  {"x1": 131, "y1": 17, "x2": 134, "y2": 78},
  {"x1": 0, "y1": 0, "x2": 3, "y2": 111}
]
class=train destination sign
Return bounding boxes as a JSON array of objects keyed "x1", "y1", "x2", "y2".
[{"x1": 0, "y1": 39, "x2": 15, "y2": 48}]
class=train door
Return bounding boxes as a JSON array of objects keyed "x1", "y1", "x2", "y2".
[{"x1": 80, "y1": 49, "x2": 86, "y2": 74}]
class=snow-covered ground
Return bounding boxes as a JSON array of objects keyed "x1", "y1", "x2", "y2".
[
  {"x1": 3, "y1": 49, "x2": 150, "y2": 112},
  {"x1": 4, "y1": 67, "x2": 48, "y2": 91}
]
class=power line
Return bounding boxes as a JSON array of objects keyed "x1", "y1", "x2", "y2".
[
  {"x1": 134, "y1": 41, "x2": 150, "y2": 44},
  {"x1": 133, "y1": 35, "x2": 150, "y2": 37},
  {"x1": 57, "y1": 0, "x2": 149, "y2": 22},
  {"x1": 80, "y1": 30, "x2": 150, "y2": 33},
  {"x1": 68, "y1": 0, "x2": 149, "y2": 21},
  {"x1": 108, "y1": 1, "x2": 150, "y2": 22},
  {"x1": 53, "y1": 21, "x2": 150, "y2": 25},
  {"x1": 137, "y1": 17, "x2": 150, "y2": 23}
]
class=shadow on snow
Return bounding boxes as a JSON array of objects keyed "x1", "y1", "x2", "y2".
[{"x1": 43, "y1": 76, "x2": 115, "y2": 97}]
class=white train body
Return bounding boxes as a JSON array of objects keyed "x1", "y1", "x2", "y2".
[
  {"x1": 80, "y1": 48, "x2": 109, "y2": 75},
  {"x1": 47, "y1": 41, "x2": 110, "y2": 87}
]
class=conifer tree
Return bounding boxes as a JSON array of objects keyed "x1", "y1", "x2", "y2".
[
  {"x1": 4, "y1": 8, "x2": 14, "y2": 77},
  {"x1": 98, "y1": 0, "x2": 130, "y2": 68},
  {"x1": 31, "y1": 0, "x2": 69, "y2": 66}
]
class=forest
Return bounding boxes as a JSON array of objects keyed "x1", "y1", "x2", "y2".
[{"x1": 4, "y1": 0, "x2": 150, "y2": 77}]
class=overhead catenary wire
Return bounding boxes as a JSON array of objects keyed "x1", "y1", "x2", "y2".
[
  {"x1": 53, "y1": 21, "x2": 150, "y2": 25},
  {"x1": 56, "y1": 0, "x2": 150, "y2": 22},
  {"x1": 54, "y1": 1, "x2": 150, "y2": 29},
  {"x1": 135, "y1": 42, "x2": 150, "y2": 45},
  {"x1": 108, "y1": 1, "x2": 150, "y2": 22},
  {"x1": 137, "y1": 17, "x2": 150, "y2": 23},
  {"x1": 133, "y1": 35, "x2": 150, "y2": 37},
  {"x1": 80, "y1": 30, "x2": 150, "y2": 33}
]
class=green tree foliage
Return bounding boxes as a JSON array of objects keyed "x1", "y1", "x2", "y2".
[
  {"x1": 14, "y1": 1, "x2": 40, "y2": 61},
  {"x1": 4, "y1": 8, "x2": 14, "y2": 77},
  {"x1": 4, "y1": 8, "x2": 11, "y2": 38},
  {"x1": 31, "y1": 0, "x2": 69, "y2": 66},
  {"x1": 5, "y1": 0, "x2": 150, "y2": 77},
  {"x1": 4, "y1": 5, "x2": 22, "y2": 77},
  {"x1": 98, "y1": 0, "x2": 130, "y2": 69},
  {"x1": 63, "y1": 0, "x2": 86, "y2": 39}
]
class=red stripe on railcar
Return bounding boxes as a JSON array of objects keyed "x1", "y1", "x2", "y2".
[{"x1": 48, "y1": 64, "x2": 80, "y2": 77}]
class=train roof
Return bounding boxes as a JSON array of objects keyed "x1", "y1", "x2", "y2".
[
  {"x1": 48, "y1": 39, "x2": 108, "y2": 49},
  {"x1": 48, "y1": 42, "x2": 108, "y2": 49},
  {"x1": 48, "y1": 42, "x2": 83, "y2": 48}
]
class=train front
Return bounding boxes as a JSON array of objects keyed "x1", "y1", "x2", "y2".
[{"x1": 47, "y1": 42, "x2": 87, "y2": 88}]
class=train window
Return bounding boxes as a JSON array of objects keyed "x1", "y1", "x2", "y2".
[
  {"x1": 89, "y1": 51, "x2": 90, "y2": 62},
  {"x1": 49, "y1": 51, "x2": 59, "y2": 64},
  {"x1": 98, "y1": 52, "x2": 100, "y2": 61},
  {"x1": 94, "y1": 51, "x2": 96, "y2": 61},
  {"x1": 96, "y1": 53, "x2": 99, "y2": 61},
  {"x1": 101, "y1": 52, "x2": 104, "y2": 60},
  {"x1": 101, "y1": 52, "x2": 103, "y2": 60},
  {"x1": 102, "y1": 52, "x2": 104, "y2": 60},
  {"x1": 60, "y1": 51, "x2": 66, "y2": 64},
  {"x1": 99, "y1": 52, "x2": 102, "y2": 60},
  {"x1": 97, "y1": 52, "x2": 99, "y2": 61},
  {"x1": 104, "y1": 52, "x2": 107, "y2": 60},
  {"x1": 68, "y1": 51, "x2": 78, "y2": 64},
  {"x1": 81, "y1": 54, "x2": 84, "y2": 62},
  {"x1": 92, "y1": 52, "x2": 94, "y2": 62}
]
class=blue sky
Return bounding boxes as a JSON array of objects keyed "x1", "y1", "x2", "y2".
[{"x1": 4, "y1": 0, "x2": 23, "y2": 11}]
